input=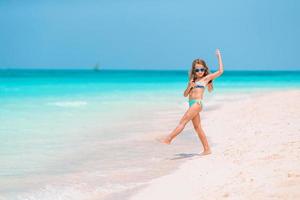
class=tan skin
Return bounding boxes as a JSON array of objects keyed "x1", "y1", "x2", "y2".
[{"x1": 158, "y1": 49, "x2": 224, "y2": 156}]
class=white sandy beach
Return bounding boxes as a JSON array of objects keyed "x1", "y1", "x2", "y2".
[{"x1": 129, "y1": 89, "x2": 300, "y2": 200}]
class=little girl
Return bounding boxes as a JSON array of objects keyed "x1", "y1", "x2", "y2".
[{"x1": 159, "y1": 49, "x2": 224, "y2": 156}]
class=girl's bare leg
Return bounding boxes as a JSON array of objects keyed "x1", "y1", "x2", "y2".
[
  {"x1": 159, "y1": 103, "x2": 201, "y2": 144},
  {"x1": 191, "y1": 113, "x2": 211, "y2": 155}
]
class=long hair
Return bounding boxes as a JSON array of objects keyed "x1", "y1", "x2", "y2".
[{"x1": 188, "y1": 59, "x2": 213, "y2": 92}]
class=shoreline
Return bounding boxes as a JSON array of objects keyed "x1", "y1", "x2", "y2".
[
  {"x1": 128, "y1": 89, "x2": 300, "y2": 200},
  {"x1": 1, "y1": 88, "x2": 299, "y2": 200}
]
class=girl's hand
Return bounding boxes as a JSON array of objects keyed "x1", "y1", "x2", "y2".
[
  {"x1": 216, "y1": 48, "x2": 221, "y2": 57},
  {"x1": 188, "y1": 80, "x2": 196, "y2": 88}
]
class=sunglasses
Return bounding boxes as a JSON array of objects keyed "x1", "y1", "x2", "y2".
[{"x1": 194, "y1": 68, "x2": 205, "y2": 72}]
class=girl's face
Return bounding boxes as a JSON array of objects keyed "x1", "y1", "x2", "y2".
[{"x1": 194, "y1": 64, "x2": 206, "y2": 77}]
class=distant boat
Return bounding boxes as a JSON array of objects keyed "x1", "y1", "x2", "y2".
[{"x1": 93, "y1": 63, "x2": 100, "y2": 71}]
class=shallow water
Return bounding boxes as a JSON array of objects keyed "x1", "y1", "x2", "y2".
[{"x1": 0, "y1": 69, "x2": 299, "y2": 199}]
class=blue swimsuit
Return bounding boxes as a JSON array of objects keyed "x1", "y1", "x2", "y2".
[{"x1": 188, "y1": 81, "x2": 205, "y2": 108}]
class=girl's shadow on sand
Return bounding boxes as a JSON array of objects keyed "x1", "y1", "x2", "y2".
[{"x1": 170, "y1": 153, "x2": 202, "y2": 160}]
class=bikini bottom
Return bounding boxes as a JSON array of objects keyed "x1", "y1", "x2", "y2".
[{"x1": 188, "y1": 99, "x2": 203, "y2": 108}]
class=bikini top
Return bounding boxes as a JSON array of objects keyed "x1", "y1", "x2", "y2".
[{"x1": 193, "y1": 80, "x2": 206, "y2": 89}]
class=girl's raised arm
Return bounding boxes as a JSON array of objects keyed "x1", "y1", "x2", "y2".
[{"x1": 204, "y1": 49, "x2": 224, "y2": 82}]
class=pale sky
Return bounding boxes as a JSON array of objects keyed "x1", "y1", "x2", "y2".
[{"x1": 0, "y1": 0, "x2": 299, "y2": 70}]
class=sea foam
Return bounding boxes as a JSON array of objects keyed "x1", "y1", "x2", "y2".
[{"x1": 47, "y1": 101, "x2": 87, "y2": 107}]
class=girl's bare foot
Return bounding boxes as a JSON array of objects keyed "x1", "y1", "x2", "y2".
[
  {"x1": 156, "y1": 136, "x2": 171, "y2": 144},
  {"x1": 199, "y1": 149, "x2": 211, "y2": 156}
]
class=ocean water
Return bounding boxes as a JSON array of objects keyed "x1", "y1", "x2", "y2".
[{"x1": 0, "y1": 69, "x2": 299, "y2": 200}]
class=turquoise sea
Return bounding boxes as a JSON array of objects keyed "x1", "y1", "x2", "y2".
[{"x1": 1, "y1": 69, "x2": 300, "y2": 200}]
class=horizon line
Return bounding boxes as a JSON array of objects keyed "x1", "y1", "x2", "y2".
[
  {"x1": 0, "y1": 68, "x2": 300, "y2": 72},
  {"x1": 0, "y1": 68, "x2": 299, "y2": 72}
]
